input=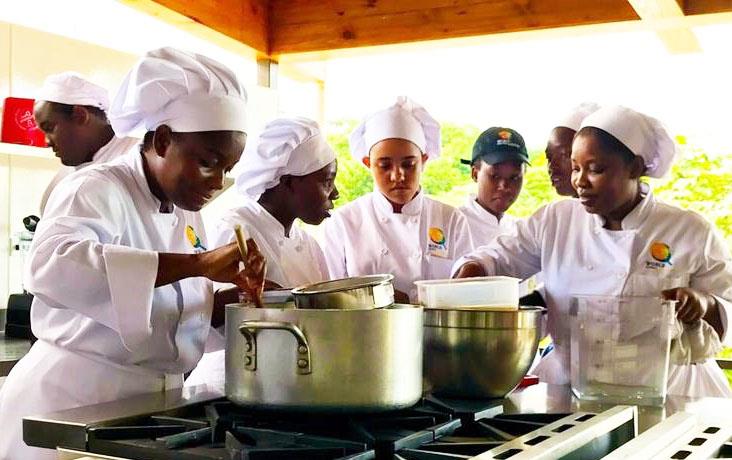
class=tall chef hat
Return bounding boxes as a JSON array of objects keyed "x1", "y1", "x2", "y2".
[
  {"x1": 109, "y1": 47, "x2": 247, "y2": 137},
  {"x1": 349, "y1": 96, "x2": 441, "y2": 165},
  {"x1": 579, "y1": 105, "x2": 677, "y2": 178},
  {"x1": 236, "y1": 117, "x2": 336, "y2": 200},
  {"x1": 36, "y1": 72, "x2": 110, "y2": 111}
]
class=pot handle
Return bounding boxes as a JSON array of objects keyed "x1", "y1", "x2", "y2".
[{"x1": 238, "y1": 321, "x2": 312, "y2": 375}]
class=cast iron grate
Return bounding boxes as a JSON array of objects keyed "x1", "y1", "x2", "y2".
[{"x1": 85, "y1": 396, "x2": 570, "y2": 459}]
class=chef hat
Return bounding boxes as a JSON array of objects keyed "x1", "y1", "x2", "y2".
[
  {"x1": 579, "y1": 105, "x2": 677, "y2": 178},
  {"x1": 109, "y1": 47, "x2": 247, "y2": 138},
  {"x1": 36, "y1": 72, "x2": 110, "y2": 111},
  {"x1": 349, "y1": 96, "x2": 441, "y2": 164},
  {"x1": 235, "y1": 117, "x2": 336, "y2": 200},
  {"x1": 556, "y1": 102, "x2": 601, "y2": 132}
]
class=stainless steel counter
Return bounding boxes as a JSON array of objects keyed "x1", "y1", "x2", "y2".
[
  {"x1": 23, "y1": 381, "x2": 732, "y2": 452},
  {"x1": 24, "y1": 383, "x2": 225, "y2": 450},
  {"x1": 0, "y1": 330, "x2": 32, "y2": 377},
  {"x1": 505, "y1": 383, "x2": 732, "y2": 433}
]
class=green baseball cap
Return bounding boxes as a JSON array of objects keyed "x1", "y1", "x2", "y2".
[{"x1": 461, "y1": 127, "x2": 530, "y2": 166}]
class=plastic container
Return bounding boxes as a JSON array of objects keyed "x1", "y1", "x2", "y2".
[
  {"x1": 414, "y1": 276, "x2": 519, "y2": 309},
  {"x1": 569, "y1": 296, "x2": 676, "y2": 406}
]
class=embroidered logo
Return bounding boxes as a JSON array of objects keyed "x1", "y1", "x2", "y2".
[
  {"x1": 496, "y1": 129, "x2": 521, "y2": 149},
  {"x1": 186, "y1": 225, "x2": 207, "y2": 252},
  {"x1": 646, "y1": 241, "x2": 671, "y2": 269},
  {"x1": 429, "y1": 227, "x2": 446, "y2": 245},
  {"x1": 428, "y1": 227, "x2": 448, "y2": 258}
]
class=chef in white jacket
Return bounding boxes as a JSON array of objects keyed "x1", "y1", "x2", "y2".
[
  {"x1": 545, "y1": 102, "x2": 600, "y2": 198},
  {"x1": 185, "y1": 116, "x2": 337, "y2": 388},
  {"x1": 34, "y1": 72, "x2": 139, "y2": 214},
  {"x1": 454, "y1": 105, "x2": 732, "y2": 397},
  {"x1": 0, "y1": 47, "x2": 266, "y2": 460},
  {"x1": 460, "y1": 127, "x2": 529, "y2": 248},
  {"x1": 324, "y1": 96, "x2": 473, "y2": 302}
]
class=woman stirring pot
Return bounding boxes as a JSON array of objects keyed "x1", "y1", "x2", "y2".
[{"x1": 0, "y1": 47, "x2": 265, "y2": 459}]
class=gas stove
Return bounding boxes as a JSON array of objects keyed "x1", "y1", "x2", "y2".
[
  {"x1": 603, "y1": 411, "x2": 732, "y2": 459},
  {"x1": 25, "y1": 387, "x2": 637, "y2": 460}
]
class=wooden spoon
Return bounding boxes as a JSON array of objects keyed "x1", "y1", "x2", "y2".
[
  {"x1": 233, "y1": 224, "x2": 248, "y2": 261},
  {"x1": 233, "y1": 225, "x2": 265, "y2": 308}
]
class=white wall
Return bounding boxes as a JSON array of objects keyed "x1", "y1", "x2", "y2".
[{"x1": 0, "y1": 22, "x2": 139, "y2": 305}]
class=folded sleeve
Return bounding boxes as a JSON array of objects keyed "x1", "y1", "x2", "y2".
[
  {"x1": 691, "y1": 223, "x2": 732, "y2": 346},
  {"x1": 448, "y1": 210, "x2": 475, "y2": 263},
  {"x1": 24, "y1": 172, "x2": 159, "y2": 354}
]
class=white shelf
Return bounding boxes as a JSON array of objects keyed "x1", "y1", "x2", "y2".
[{"x1": 0, "y1": 142, "x2": 53, "y2": 159}]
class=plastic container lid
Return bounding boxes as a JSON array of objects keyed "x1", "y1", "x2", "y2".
[{"x1": 414, "y1": 276, "x2": 520, "y2": 309}]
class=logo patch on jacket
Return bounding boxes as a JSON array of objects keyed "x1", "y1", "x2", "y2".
[
  {"x1": 646, "y1": 241, "x2": 671, "y2": 269},
  {"x1": 186, "y1": 225, "x2": 207, "y2": 252},
  {"x1": 428, "y1": 227, "x2": 448, "y2": 258}
]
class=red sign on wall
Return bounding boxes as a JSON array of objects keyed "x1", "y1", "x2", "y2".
[{"x1": 1, "y1": 97, "x2": 47, "y2": 147}]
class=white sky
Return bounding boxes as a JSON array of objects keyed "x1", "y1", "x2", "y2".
[
  {"x1": 3, "y1": 0, "x2": 732, "y2": 153},
  {"x1": 322, "y1": 24, "x2": 732, "y2": 152}
]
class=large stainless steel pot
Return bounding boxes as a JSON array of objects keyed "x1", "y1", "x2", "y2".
[
  {"x1": 291, "y1": 274, "x2": 394, "y2": 310},
  {"x1": 423, "y1": 306, "x2": 543, "y2": 399},
  {"x1": 226, "y1": 302, "x2": 423, "y2": 411}
]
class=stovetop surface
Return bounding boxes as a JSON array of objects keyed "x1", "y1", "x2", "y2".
[{"x1": 85, "y1": 395, "x2": 573, "y2": 459}]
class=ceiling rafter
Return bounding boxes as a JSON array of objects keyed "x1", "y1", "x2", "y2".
[
  {"x1": 134, "y1": 0, "x2": 732, "y2": 57},
  {"x1": 626, "y1": 0, "x2": 702, "y2": 53}
]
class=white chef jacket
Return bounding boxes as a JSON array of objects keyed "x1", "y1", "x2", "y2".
[
  {"x1": 324, "y1": 190, "x2": 473, "y2": 301},
  {"x1": 459, "y1": 194, "x2": 517, "y2": 249},
  {"x1": 184, "y1": 198, "x2": 329, "y2": 389},
  {"x1": 0, "y1": 151, "x2": 213, "y2": 460},
  {"x1": 210, "y1": 199, "x2": 330, "y2": 287},
  {"x1": 455, "y1": 191, "x2": 732, "y2": 397},
  {"x1": 39, "y1": 135, "x2": 139, "y2": 215}
]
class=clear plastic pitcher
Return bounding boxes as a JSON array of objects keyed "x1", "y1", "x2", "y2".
[{"x1": 569, "y1": 296, "x2": 676, "y2": 406}]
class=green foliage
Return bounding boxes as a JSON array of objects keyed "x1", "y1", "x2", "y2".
[
  {"x1": 420, "y1": 123, "x2": 480, "y2": 196},
  {"x1": 649, "y1": 145, "x2": 732, "y2": 249},
  {"x1": 325, "y1": 120, "x2": 372, "y2": 206},
  {"x1": 719, "y1": 347, "x2": 732, "y2": 386}
]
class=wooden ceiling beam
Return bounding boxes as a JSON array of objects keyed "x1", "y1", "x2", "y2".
[
  {"x1": 150, "y1": 0, "x2": 269, "y2": 54},
  {"x1": 268, "y1": 0, "x2": 639, "y2": 55},
  {"x1": 626, "y1": 0, "x2": 702, "y2": 53},
  {"x1": 683, "y1": 0, "x2": 732, "y2": 15},
  {"x1": 143, "y1": 0, "x2": 732, "y2": 57}
]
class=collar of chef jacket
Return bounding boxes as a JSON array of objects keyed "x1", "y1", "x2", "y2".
[
  {"x1": 373, "y1": 188, "x2": 425, "y2": 217},
  {"x1": 464, "y1": 194, "x2": 512, "y2": 227},
  {"x1": 72, "y1": 136, "x2": 138, "y2": 171},
  {"x1": 239, "y1": 198, "x2": 289, "y2": 239},
  {"x1": 590, "y1": 183, "x2": 654, "y2": 231},
  {"x1": 126, "y1": 151, "x2": 171, "y2": 214},
  {"x1": 94, "y1": 136, "x2": 138, "y2": 164}
]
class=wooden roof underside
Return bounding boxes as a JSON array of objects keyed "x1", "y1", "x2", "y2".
[{"x1": 147, "y1": 0, "x2": 732, "y2": 56}]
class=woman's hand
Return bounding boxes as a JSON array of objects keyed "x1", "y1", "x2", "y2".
[
  {"x1": 453, "y1": 261, "x2": 486, "y2": 279},
  {"x1": 231, "y1": 238, "x2": 267, "y2": 308},
  {"x1": 662, "y1": 287, "x2": 715, "y2": 323},
  {"x1": 196, "y1": 239, "x2": 266, "y2": 306},
  {"x1": 197, "y1": 242, "x2": 243, "y2": 283},
  {"x1": 394, "y1": 289, "x2": 410, "y2": 304}
]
